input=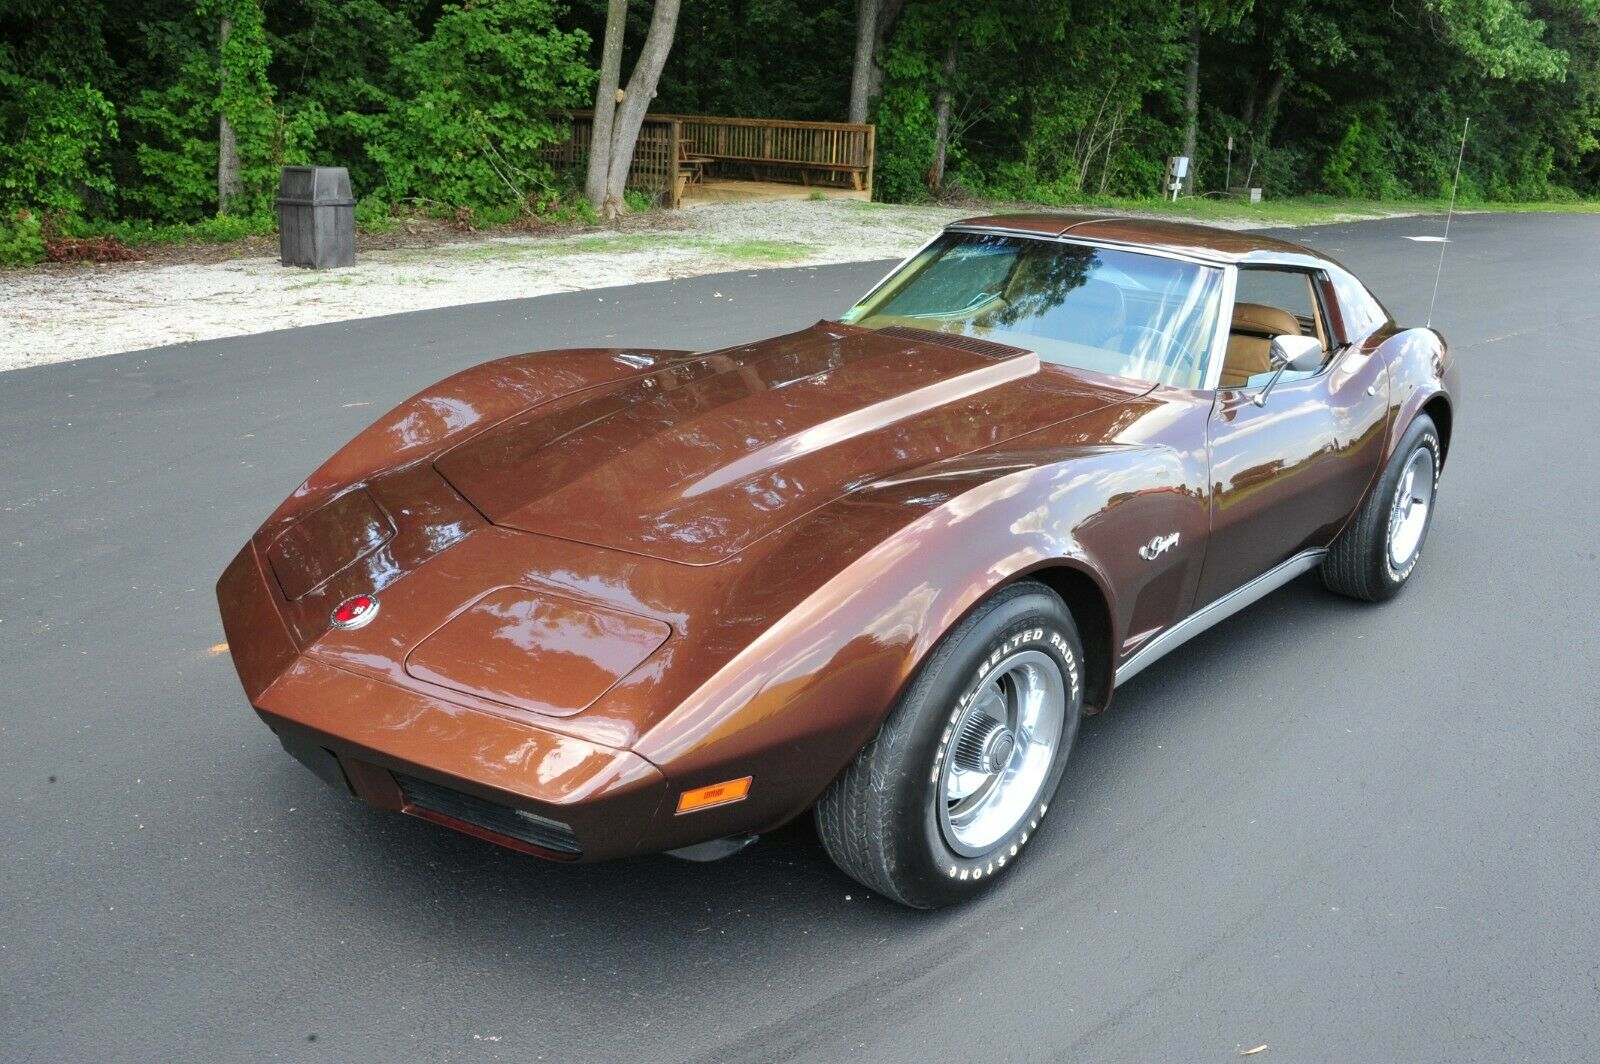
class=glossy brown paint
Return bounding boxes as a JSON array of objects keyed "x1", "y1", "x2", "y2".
[
  {"x1": 405, "y1": 587, "x2": 671, "y2": 717},
  {"x1": 1198, "y1": 344, "x2": 1391, "y2": 604},
  {"x1": 431, "y1": 330, "x2": 1050, "y2": 565},
  {"x1": 218, "y1": 217, "x2": 1456, "y2": 862}
]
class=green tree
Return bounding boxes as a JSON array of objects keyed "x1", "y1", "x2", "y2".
[
  {"x1": 4, "y1": 0, "x2": 1600, "y2": 238},
  {"x1": 0, "y1": 2, "x2": 119, "y2": 216},
  {"x1": 583, "y1": 0, "x2": 682, "y2": 219},
  {"x1": 123, "y1": 0, "x2": 294, "y2": 222},
  {"x1": 361, "y1": 0, "x2": 594, "y2": 211}
]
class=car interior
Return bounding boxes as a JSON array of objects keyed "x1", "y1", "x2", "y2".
[{"x1": 1221, "y1": 268, "x2": 1332, "y2": 388}]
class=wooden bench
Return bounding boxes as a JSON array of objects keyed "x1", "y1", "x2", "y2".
[
  {"x1": 548, "y1": 112, "x2": 875, "y2": 207},
  {"x1": 695, "y1": 154, "x2": 869, "y2": 190}
]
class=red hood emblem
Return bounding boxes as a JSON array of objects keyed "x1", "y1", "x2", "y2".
[{"x1": 330, "y1": 593, "x2": 379, "y2": 630}]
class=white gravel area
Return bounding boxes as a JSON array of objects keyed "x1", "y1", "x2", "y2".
[{"x1": 1, "y1": 198, "x2": 1283, "y2": 372}]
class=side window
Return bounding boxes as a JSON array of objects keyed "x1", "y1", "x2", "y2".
[
  {"x1": 1233, "y1": 269, "x2": 1330, "y2": 347},
  {"x1": 1221, "y1": 268, "x2": 1332, "y2": 389}
]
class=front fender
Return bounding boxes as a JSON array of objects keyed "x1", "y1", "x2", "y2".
[{"x1": 632, "y1": 434, "x2": 1208, "y2": 845}]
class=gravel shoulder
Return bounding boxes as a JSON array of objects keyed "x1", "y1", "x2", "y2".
[{"x1": 0, "y1": 198, "x2": 1395, "y2": 372}]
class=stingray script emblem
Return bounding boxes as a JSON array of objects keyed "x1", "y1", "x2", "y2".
[{"x1": 1139, "y1": 533, "x2": 1180, "y2": 561}]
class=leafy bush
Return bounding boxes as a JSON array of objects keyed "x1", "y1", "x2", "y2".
[
  {"x1": 872, "y1": 79, "x2": 938, "y2": 202},
  {"x1": 358, "y1": 0, "x2": 593, "y2": 212},
  {"x1": 541, "y1": 195, "x2": 599, "y2": 226},
  {"x1": 0, "y1": 73, "x2": 118, "y2": 216},
  {"x1": 0, "y1": 211, "x2": 47, "y2": 266},
  {"x1": 265, "y1": 0, "x2": 421, "y2": 199},
  {"x1": 1252, "y1": 144, "x2": 1313, "y2": 198},
  {"x1": 1320, "y1": 110, "x2": 1407, "y2": 199},
  {"x1": 124, "y1": 1, "x2": 291, "y2": 223},
  {"x1": 71, "y1": 214, "x2": 277, "y2": 247},
  {"x1": 354, "y1": 195, "x2": 395, "y2": 232}
]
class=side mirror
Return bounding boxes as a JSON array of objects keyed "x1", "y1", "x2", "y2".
[
  {"x1": 1253, "y1": 334, "x2": 1324, "y2": 406},
  {"x1": 1270, "y1": 334, "x2": 1324, "y2": 373}
]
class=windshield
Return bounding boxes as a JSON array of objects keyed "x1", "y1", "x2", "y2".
[{"x1": 840, "y1": 233, "x2": 1225, "y2": 388}]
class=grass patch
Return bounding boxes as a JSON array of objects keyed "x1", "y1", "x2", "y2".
[
  {"x1": 1041, "y1": 194, "x2": 1416, "y2": 225},
  {"x1": 566, "y1": 233, "x2": 724, "y2": 254},
  {"x1": 714, "y1": 239, "x2": 812, "y2": 262},
  {"x1": 975, "y1": 193, "x2": 1600, "y2": 227},
  {"x1": 445, "y1": 242, "x2": 555, "y2": 262},
  {"x1": 570, "y1": 234, "x2": 677, "y2": 254},
  {"x1": 356, "y1": 215, "x2": 402, "y2": 235},
  {"x1": 1436, "y1": 198, "x2": 1600, "y2": 214},
  {"x1": 386, "y1": 232, "x2": 810, "y2": 268},
  {"x1": 283, "y1": 274, "x2": 365, "y2": 290}
]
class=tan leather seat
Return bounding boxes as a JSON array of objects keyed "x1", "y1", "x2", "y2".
[{"x1": 1220, "y1": 302, "x2": 1302, "y2": 387}]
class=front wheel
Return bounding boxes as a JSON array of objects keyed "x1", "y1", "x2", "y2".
[
  {"x1": 815, "y1": 582, "x2": 1083, "y2": 908},
  {"x1": 1322, "y1": 413, "x2": 1442, "y2": 601}
]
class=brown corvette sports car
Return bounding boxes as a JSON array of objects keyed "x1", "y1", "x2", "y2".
[{"x1": 218, "y1": 215, "x2": 1458, "y2": 908}]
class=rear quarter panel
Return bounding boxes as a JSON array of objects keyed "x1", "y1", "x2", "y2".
[{"x1": 1372, "y1": 325, "x2": 1457, "y2": 466}]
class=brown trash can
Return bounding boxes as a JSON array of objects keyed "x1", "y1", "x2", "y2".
[{"x1": 276, "y1": 166, "x2": 356, "y2": 269}]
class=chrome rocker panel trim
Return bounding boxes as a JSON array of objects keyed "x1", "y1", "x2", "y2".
[{"x1": 1115, "y1": 548, "x2": 1328, "y2": 685}]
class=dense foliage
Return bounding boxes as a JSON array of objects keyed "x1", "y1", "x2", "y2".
[
  {"x1": 2, "y1": 0, "x2": 1599, "y2": 263},
  {"x1": 0, "y1": 0, "x2": 595, "y2": 259},
  {"x1": 863, "y1": 0, "x2": 1600, "y2": 203}
]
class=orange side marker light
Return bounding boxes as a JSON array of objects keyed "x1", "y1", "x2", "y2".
[{"x1": 675, "y1": 776, "x2": 752, "y2": 814}]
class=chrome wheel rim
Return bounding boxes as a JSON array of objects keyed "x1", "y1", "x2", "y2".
[
  {"x1": 1387, "y1": 445, "x2": 1436, "y2": 571},
  {"x1": 939, "y1": 650, "x2": 1065, "y2": 857}
]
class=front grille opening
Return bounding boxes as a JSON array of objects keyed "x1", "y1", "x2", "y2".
[{"x1": 394, "y1": 773, "x2": 582, "y2": 857}]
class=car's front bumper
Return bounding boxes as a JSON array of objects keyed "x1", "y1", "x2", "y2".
[
  {"x1": 255, "y1": 657, "x2": 669, "y2": 862},
  {"x1": 219, "y1": 544, "x2": 669, "y2": 862}
]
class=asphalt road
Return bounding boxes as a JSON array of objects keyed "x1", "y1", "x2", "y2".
[{"x1": 3, "y1": 214, "x2": 1597, "y2": 1063}]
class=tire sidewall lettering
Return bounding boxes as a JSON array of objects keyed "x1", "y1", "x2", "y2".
[
  {"x1": 1383, "y1": 430, "x2": 1440, "y2": 584},
  {"x1": 926, "y1": 617, "x2": 1080, "y2": 882}
]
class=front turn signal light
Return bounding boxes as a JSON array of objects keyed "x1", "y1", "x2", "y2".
[{"x1": 676, "y1": 776, "x2": 752, "y2": 814}]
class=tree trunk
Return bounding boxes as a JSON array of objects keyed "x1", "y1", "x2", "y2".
[
  {"x1": 1241, "y1": 68, "x2": 1262, "y2": 127},
  {"x1": 1247, "y1": 71, "x2": 1286, "y2": 181},
  {"x1": 584, "y1": 0, "x2": 628, "y2": 208},
  {"x1": 217, "y1": 15, "x2": 243, "y2": 215},
  {"x1": 1181, "y1": 18, "x2": 1200, "y2": 195},
  {"x1": 864, "y1": 0, "x2": 905, "y2": 115},
  {"x1": 600, "y1": 0, "x2": 681, "y2": 220},
  {"x1": 848, "y1": 0, "x2": 877, "y2": 124},
  {"x1": 930, "y1": 41, "x2": 959, "y2": 190},
  {"x1": 1259, "y1": 71, "x2": 1287, "y2": 136}
]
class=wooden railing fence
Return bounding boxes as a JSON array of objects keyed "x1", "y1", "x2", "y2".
[{"x1": 544, "y1": 113, "x2": 874, "y2": 208}]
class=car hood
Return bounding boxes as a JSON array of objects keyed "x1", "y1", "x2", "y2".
[{"x1": 434, "y1": 322, "x2": 1147, "y2": 565}]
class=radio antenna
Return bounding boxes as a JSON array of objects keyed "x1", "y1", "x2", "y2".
[{"x1": 1427, "y1": 116, "x2": 1470, "y2": 328}]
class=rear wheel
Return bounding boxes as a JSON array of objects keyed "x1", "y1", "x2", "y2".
[
  {"x1": 815, "y1": 582, "x2": 1083, "y2": 908},
  {"x1": 1323, "y1": 413, "x2": 1441, "y2": 601}
]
